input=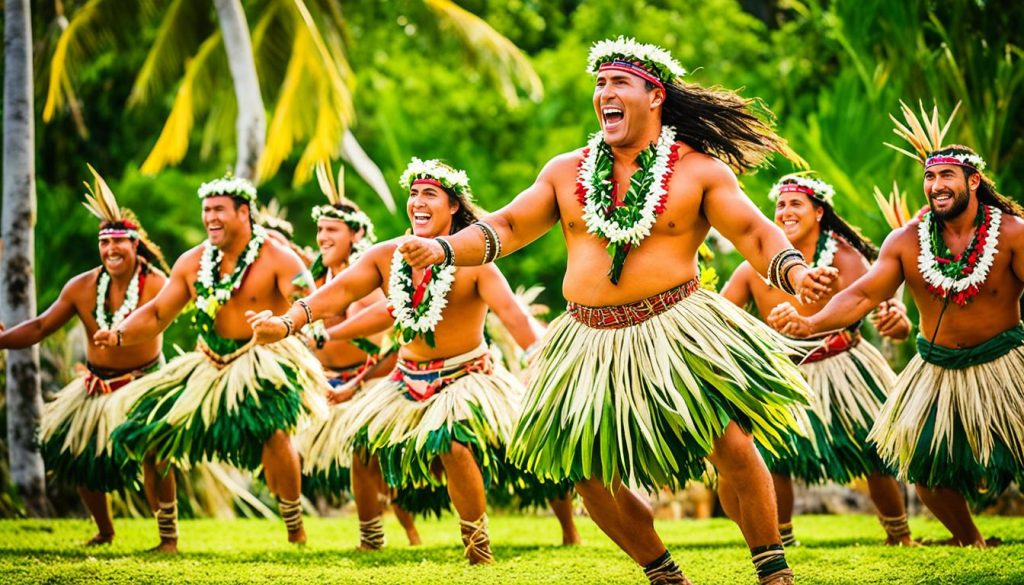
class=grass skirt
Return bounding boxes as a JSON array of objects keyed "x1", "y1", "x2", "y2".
[
  {"x1": 39, "y1": 362, "x2": 159, "y2": 492},
  {"x1": 760, "y1": 340, "x2": 895, "y2": 484},
  {"x1": 110, "y1": 336, "x2": 328, "y2": 471},
  {"x1": 510, "y1": 289, "x2": 812, "y2": 491},
  {"x1": 869, "y1": 347, "x2": 1024, "y2": 504},
  {"x1": 338, "y1": 346, "x2": 520, "y2": 493}
]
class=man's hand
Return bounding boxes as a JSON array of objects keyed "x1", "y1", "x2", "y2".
[
  {"x1": 398, "y1": 236, "x2": 445, "y2": 268},
  {"x1": 872, "y1": 298, "x2": 911, "y2": 340},
  {"x1": 791, "y1": 265, "x2": 839, "y2": 303},
  {"x1": 93, "y1": 329, "x2": 118, "y2": 347},
  {"x1": 326, "y1": 380, "x2": 360, "y2": 405},
  {"x1": 767, "y1": 302, "x2": 815, "y2": 338},
  {"x1": 246, "y1": 310, "x2": 288, "y2": 345}
]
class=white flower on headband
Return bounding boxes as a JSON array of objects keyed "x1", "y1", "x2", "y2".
[
  {"x1": 198, "y1": 176, "x2": 258, "y2": 202},
  {"x1": 587, "y1": 36, "x2": 687, "y2": 82},
  {"x1": 768, "y1": 175, "x2": 836, "y2": 206},
  {"x1": 928, "y1": 152, "x2": 987, "y2": 172},
  {"x1": 398, "y1": 158, "x2": 472, "y2": 200}
]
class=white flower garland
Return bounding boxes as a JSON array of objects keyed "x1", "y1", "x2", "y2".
[
  {"x1": 815, "y1": 231, "x2": 838, "y2": 268},
  {"x1": 95, "y1": 264, "x2": 141, "y2": 330},
  {"x1": 194, "y1": 225, "x2": 267, "y2": 314},
  {"x1": 578, "y1": 125, "x2": 677, "y2": 245},
  {"x1": 387, "y1": 247, "x2": 456, "y2": 338},
  {"x1": 917, "y1": 205, "x2": 1001, "y2": 296},
  {"x1": 587, "y1": 37, "x2": 687, "y2": 80},
  {"x1": 769, "y1": 176, "x2": 836, "y2": 205},
  {"x1": 398, "y1": 158, "x2": 472, "y2": 200},
  {"x1": 197, "y1": 176, "x2": 258, "y2": 202},
  {"x1": 312, "y1": 205, "x2": 377, "y2": 263},
  {"x1": 928, "y1": 152, "x2": 987, "y2": 172}
]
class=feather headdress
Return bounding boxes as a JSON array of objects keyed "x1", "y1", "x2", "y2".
[{"x1": 83, "y1": 164, "x2": 170, "y2": 273}]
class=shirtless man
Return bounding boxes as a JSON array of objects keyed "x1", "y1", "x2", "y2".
[
  {"x1": 295, "y1": 162, "x2": 419, "y2": 547},
  {"x1": 396, "y1": 38, "x2": 836, "y2": 584},
  {"x1": 0, "y1": 166, "x2": 173, "y2": 547},
  {"x1": 771, "y1": 107, "x2": 1024, "y2": 548},
  {"x1": 250, "y1": 158, "x2": 579, "y2": 562},
  {"x1": 94, "y1": 174, "x2": 327, "y2": 548},
  {"x1": 722, "y1": 173, "x2": 915, "y2": 546}
]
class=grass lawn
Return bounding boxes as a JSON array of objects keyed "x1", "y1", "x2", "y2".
[{"x1": 1, "y1": 513, "x2": 1022, "y2": 584}]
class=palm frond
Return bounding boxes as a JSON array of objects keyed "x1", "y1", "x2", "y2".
[
  {"x1": 128, "y1": 0, "x2": 211, "y2": 108},
  {"x1": 140, "y1": 31, "x2": 225, "y2": 175},
  {"x1": 340, "y1": 130, "x2": 397, "y2": 212},
  {"x1": 423, "y1": 0, "x2": 543, "y2": 106}
]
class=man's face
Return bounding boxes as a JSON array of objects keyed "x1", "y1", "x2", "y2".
[
  {"x1": 773, "y1": 192, "x2": 822, "y2": 244},
  {"x1": 98, "y1": 236, "x2": 138, "y2": 277},
  {"x1": 202, "y1": 196, "x2": 249, "y2": 248},
  {"x1": 924, "y1": 164, "x2": 974, "y2": 220},
  {"x1": 406, "y1": 184, "x2": 456, "y2": 238},
  {"x1": 593, "y1": 70, "x2": 662, "y2": 146},
  {"x1": 316, "y1": 219, "x2": 358, "y2": 267}
]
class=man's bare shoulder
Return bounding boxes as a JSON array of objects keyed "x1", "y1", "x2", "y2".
[
  {"x1": 540, "y1": 149, "x2": 586, "y2": 180},
  {"x1": 674, "y1": 148, "x2": 735, "y2": 188},
  {"x1": 878, "y1": 221, "x2": 919, "y2": 255},
  {"x1": 833, "y1": 238, "x2": 870, "y2": 272},
  {"x1": 64, "y1": 268, "x2": 102, "y2": 299},
  {"x1": 170, "y1": 245, "x2": 204, "y2": 278},
  {"x1": 998, "y1": 210, "x2": 1024, "y2": 239}
]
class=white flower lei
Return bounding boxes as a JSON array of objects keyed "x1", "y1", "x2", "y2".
[
  {"x1": 194, "y1": 225, "x2": 267, "y2": 314},
  {"x1": 95, "y1": 264, "x2": 141, "y2": 330},
  {"x1": 197, "y1": 176, "x2": 258, "y2": 202},
  {"x1": 768, "y1": 176, "x2": 836, "y2": 206},
  {"x1": 815, "y1": 230, "x2": 838, "y2": 268},
  {"x1": 387, "y1": 247, "x2": 456, "y2": 339},
  {"x1": 578, "y1": 125, "x2": 677, "y2": 245},
  {"x1": 929, "y1": 152, "x2": 987, "y2": 172},
  {"x1": 917, "y1": 205, "x2": 1001, "y2": 295}
]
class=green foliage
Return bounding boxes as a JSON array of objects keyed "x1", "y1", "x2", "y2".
[{"x1": 1, "y1": 515, "x2": 1023, "y2": 583}]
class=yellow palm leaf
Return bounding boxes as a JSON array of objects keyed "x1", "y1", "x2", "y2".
[
  {"x1": 424, "y1": 0, "x2": 543, "y2": 106},
  {"x1": 872, "y1": 181, "x2": 911, "y2": 230},
  {"x1": 140, "y1": 32, "x2": 224, "y2": 175},
  {"x1": 128, "y1": 0, "x2": 209, "y2": 108}
]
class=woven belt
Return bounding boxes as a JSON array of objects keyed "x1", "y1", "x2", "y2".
[
  {"x1": 800, "y1": 330, "x2": 861, "y2": 364},
  {"x1": 84, "y1": 355, "x2": 162, "y2": 396},
  {"x1": 391, "y1": 346, "x2": 492, "y2": 402},
  {"x1": 197, "y1": 336, "x2": 256, "y2": 369},
  {"x1": 566, "y1": 278, "x2": 700, "y2": 329}
]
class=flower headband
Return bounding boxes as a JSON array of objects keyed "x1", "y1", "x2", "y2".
[
  {"x1": 769, "y1": 174, "x2": 836, "y2": 206},
  {"x1": 399, "y1": 158, "x2": 473, "y2": 202},
  {"x1": 197, "y1": 174, "x2": 258, "y2": 203},
  {"x1": 587, "y1": 36, "x2": 687, "y2": 93}
]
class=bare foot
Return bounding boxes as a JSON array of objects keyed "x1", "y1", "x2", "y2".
[
  {"x1": 562, "y1": 531, "x2": 581, "y2": 546},
  {"x1": 288, "y1": 528, "x2": 307, "y2": 546},
  {"x1": 884, "y1": 536, "x2": 920, "y2": 547},
  {"x1": 917, "y1": 536, "x2": 1001, "y2": 548},
  {"x1": 148, "y1": 539, "x2": 178, "y2": 553},
  {"x1": 356, "y1": 543, "x2": 383, "y2": 552},
  {"x1": 406, "y1": 530, "x2": 422, "y2": 546},
  {"x1": 85, "y1": 533, "x2": 114, "y2": 547}
]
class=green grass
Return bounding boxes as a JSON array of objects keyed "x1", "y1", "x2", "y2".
[{"x1": 1, "y1": 514, "x2": 1022, "y2": 584}]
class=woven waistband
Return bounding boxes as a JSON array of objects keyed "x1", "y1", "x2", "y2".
[
  {"x1": 393, "y1": 345, "x2": 492, "y2": 401},
  {"x1": 566, "y1": 279, "x2": 700, "y2": 329},
  {"x1": 197, "y1": 335, "x2": 256, "y2": 368},
  {"x1": 84, "y1": 355, "x2": 163, "y2": 396},
  {"x1": 799, "y1": 330, "x2": 861, "y2": 364}
]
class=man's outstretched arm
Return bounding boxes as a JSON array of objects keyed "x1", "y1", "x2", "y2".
[
  {"x1": 0, "y1": 277, "x2": 80, "y2": 349},
  {"x1": 399, "y1": 156, "x2": 565, "y2": 268},
  {"x1": 94, "y1": 255, "x2": 193, "y2": 347},
  {"x1": 769, "y1": 231, "x2": 908, "y2": 338}
]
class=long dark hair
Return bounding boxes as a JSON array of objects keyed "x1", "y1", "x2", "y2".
[
  {"x1": 659, "y1": 81, "x2": 792, "y2": 172},
  {"x1": 816, "y1": 202, "x2": 879, "y2": 262},
  {"x1": 932, "y1": 145, "x2": 1023, "y2": 218},
  {"x1": 442, "y1": 185, "x2": 481, "y2": 233}
]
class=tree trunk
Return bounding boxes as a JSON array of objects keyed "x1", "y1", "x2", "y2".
[
  {"x1": 3, "y1": 0, "x2": 49, "y2": 516},
  {"x1": 213, "y1": 0, "x2": 266, "y2": 181}
]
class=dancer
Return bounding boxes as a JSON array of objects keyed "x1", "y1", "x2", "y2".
[
  {"x1": 249, "y1": 158, "x2": 579, "y2": 562},
  {"x1": 392, "y1": 37, "x2": 840, "y2": 584},
  {"x1": 722, "y1": 173, "x2": 915, "y2": 546},
  {"x1": 771, "y1": 102, "x2": 1024, "y2": 547},
  {"x1": 95, "y1": 174, "x2": 328, "y2": 548},
  {"x1": 0, "y1": 166, "x2": 173, "y2": 546}
]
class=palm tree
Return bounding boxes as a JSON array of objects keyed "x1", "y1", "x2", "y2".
[
  {"x1": 213, "y1": 0, "x2": 266, "y2": 180},
  {"x1": 3, "y1": 0, "x2": 50, "y2": 517},
  {"x1": 43, "y1": 0, "x2": 542, "y2": 208}
]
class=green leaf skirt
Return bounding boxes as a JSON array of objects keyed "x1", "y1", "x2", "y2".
[{"x1": 509, "y1": 288, "x2": 813, "y2": 491}]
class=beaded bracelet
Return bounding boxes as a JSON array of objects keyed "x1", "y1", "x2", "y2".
[
  {"x1": 473, "y1": 221, "x2": 502, "y2": 264},
  {"x1": 296, "y1": 299, "x2": 314, "y2": 327},
  {"x1": 435, "y1": 237, "x2": 455, "y2": 268},
  {"x1": 279, "y1": 315, "x2": 295, "y2": 338}
]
